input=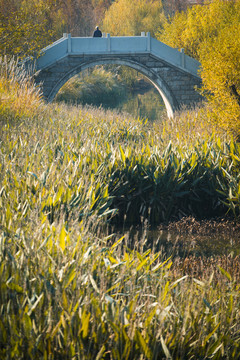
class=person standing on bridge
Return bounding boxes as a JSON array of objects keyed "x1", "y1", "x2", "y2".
[{"x1": 93, "y1": 26, "x2": 102, "y2": 37}]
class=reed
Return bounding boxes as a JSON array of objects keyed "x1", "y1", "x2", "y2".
[
  {"x1": 1, "y1": 59, "x2": 240, "y2": 359},
  {"x1": 1, "y1": 221, "x2": 240, "y2": 359},
  {"x1": 0, "y1": 57, "x2": 43, "y2": 122}
]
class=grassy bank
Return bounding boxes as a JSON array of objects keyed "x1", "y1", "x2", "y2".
[{"x1": 1, "y1": 59, "x2": 240, "y2": 359}]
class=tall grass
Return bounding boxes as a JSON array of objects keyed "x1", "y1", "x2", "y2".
[
  {"x1": 118, "y1": 89, "x2": 167, "y2": 122},
  {"x1": 1, "y1": 59, "x2": 240, "y2": 359},
  {"x1": 1, "y1": 221, "x2": 240, "y2": 359},
  {"x1": 2, "y1": 98, "x2": 238, "y2": 228},
  {"x1": 0, "y1": 57, "x2": 43, "y2": 122},
  {"x1": 1, "y1": 62, "x2": 240, "y2": 226}
]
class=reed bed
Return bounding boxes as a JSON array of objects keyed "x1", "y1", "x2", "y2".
[
  {"x1": 0, "y1": 59, "x2": 240, "y2": 359},
  {"x1": 1, "y1": 102, "x2": 238, "y2": 228},
  {"x1": 0, "y1": 57, "x2": 43, "y2": 122},
  {"x1": 1, "y1": 222, "x2": 240, "y2": 359}
]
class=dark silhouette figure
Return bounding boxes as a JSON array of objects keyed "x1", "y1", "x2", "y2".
[{"x1": 93, "y1": 26, "x2": 102, "y2": 37}]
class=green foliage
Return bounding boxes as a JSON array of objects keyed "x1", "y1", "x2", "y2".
[{"x1": 118, "y1": 88, "x2": 167, "y2": 122}]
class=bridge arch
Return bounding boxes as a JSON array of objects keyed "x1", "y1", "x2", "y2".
[
  {"x1": 47, "y1": 58, "x2": 178, "y2": 118},
  {"x1": 32, "y1": 34, "x2": 202, "y2": 118}
]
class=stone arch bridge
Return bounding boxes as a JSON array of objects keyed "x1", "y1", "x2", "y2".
[{"x1": 31, "y1": 33, "x2": 202, "y2": 118}]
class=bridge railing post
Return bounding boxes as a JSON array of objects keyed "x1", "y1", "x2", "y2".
[
  {"x1": 180, "y1": 48, "x2": 185, "y2": 68},
  {"x1": 147, "y1": 32, "x2": 151, "y2": 52},
  {"x1": 107, "y1": 33, "x2": 111, "y2": 52},
  {"x1": 68, "y1": 33, "x2": 72, "y2": 53}
]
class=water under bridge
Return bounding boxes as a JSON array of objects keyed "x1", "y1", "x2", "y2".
[{"x1": 31, "y1": 33, "x2": 202, "y2": 117}]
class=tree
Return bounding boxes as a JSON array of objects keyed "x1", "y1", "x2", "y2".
[
  {"x1": 158, "y1": 3, "x2": 210, "y2": 59},
  {"x1": 0, "y1": 0, "x2": 113, "y2": 58},
  {"x1": 91, "y1": 0, "x2": 113, "y2": 27},
  {"x1": 0, "y1": 0, "x2": 60, "y2": 58},
  {"x1": 200, "y1": 19, "x2": 240, "y2": 132},
  {"x1": 158, "y1": 0, "x2": 240, "y2": 134},
  {"x1": 162, "y1": 0, "x2": 204, "y2": 17},
  {"x1": 102, "y1": 0, "x2": 166, "y2": 37}
]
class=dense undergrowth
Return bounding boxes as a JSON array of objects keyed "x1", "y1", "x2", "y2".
[{"x1": 1, "y1": 59, "x2": 240, "y2": 359}]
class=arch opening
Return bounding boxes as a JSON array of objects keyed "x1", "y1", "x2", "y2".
[{"x1": 46, "y1": 59, "x2": 179, "y2": 118}]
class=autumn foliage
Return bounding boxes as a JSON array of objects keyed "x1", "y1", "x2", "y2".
[
  {"x1": 1, "y1": 0, "x2": 240, "y2": 135},
  {"x1": 102, "y1": 0, "x2": 166, "y2": 36},
  {"x1": 159, "y1": 0, "x2": 240, "y2": 135},
  {"x1": 0, "y1": 0, "x2": 113, "y2": 58}
]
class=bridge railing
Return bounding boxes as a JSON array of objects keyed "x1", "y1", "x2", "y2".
[
  {"x1": 150, "y1": 38, "x2": 200, "y2": 77},
  {"x1": 36, "y1": 33, "x2": 150, "y2": 70},
  {"x1": 36, "y1": 33, "x2": 200, "y2": 78},
  {"x1": 36, "y1": 36, "x2": 68, "y2": 70},
  {"x1": 71, "y1": 34, "x2": 150, "y2": 54}
]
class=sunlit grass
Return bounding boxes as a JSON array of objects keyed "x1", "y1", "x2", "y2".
[
  {"x1": 0, "y1": 59, "x2": 240, "y2": 359},
  {"x1": 0, "y1": 57, "x2": 43, "y2": 122},
  {"x1": 1, "y1": 220, "x2": 240, "y2": 359}
]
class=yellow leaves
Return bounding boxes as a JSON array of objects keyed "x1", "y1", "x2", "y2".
[
  {"x1": 59, "y1": 225, "x2": 70, "y2": 252},
  {"x1": 218, "y1": 266, "x2": 232, "y2": 282},
  {"x1": 119, "y1": 144, "x2": 126, "y2": 164},
  {"x1": 151, "y1": 256, "x2": 172, "y2": 272},
  {"x1": 159, "y1": 0, "x2": 240, "y2": 135},
  {"x1": 80, "y1": 310, "x2": 91, "y2": 339},
  {"x1": 62, "y1": 290, "x2": 68, "y2": 309},
  {"x1": 135, "y1": 329, "x2": 152, "y2": 359},
  {"x1": 111, "y1": 235, "x2": 125, "y2": 250},
  {"x1": 0, "y1": 0, "x2": 55, "y2": 58},
  {"x1": 6, "y1": 282, "x2": 24, "y2": 293},
  {"x1": 203, "y1": 323, "x2": 220, "y2": 347},
  {"x1": 103, "y1": 0, "x2": 166, "y2": 37},
  {"x1": 64, "y1": 267, "x2": 76, "y2": 289},
  {"x1": 59, "y1": 226, "x2": 66, "y2": 252},
  {"x1": 136, "y1": 258, "x2": 148, "y2": 272}
]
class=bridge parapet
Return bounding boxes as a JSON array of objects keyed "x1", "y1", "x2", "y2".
[
  {"x1": 36, "y1": 33, "x2": 200, "y2": 79},
  {"x1": 33, "y1": 34, "x2": 203, "y2": 117}
]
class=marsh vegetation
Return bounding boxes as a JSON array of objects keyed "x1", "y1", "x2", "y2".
[
  {"x1": 55, "y1": 67, "x2": 167, "y2": 122},
  {"x1": 1, "y1": 0, "x2": 240, "y2": 357},
  {"x1": 1, "y1": 59, "x2": 240, "y2": 359}
]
